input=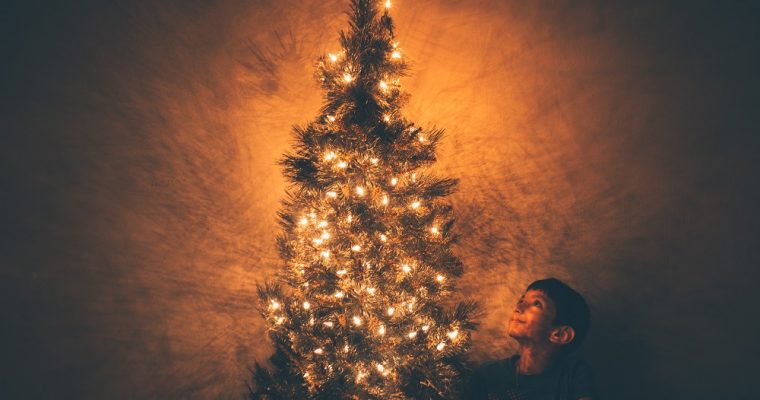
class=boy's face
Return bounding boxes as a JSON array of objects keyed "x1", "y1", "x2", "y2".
[{"x1": 507, "y1": 289, "x2": 558, "y2": 342}]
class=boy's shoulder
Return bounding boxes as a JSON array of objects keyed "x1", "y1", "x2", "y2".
[{"x1": 472, "y1": 355, "x2": 517, "y2": 377}]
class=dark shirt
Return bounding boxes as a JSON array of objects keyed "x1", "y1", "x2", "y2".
[{"x1": 466, "y1": 355, "x2": 596, "y2": 400}]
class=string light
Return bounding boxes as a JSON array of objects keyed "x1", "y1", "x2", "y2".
[
  {"x1": 324, "y1": 321, "x2": 334, "y2": 327},
  {"x1": 436, "y1": 274, "x2": 445, "y2": 282},
  {"x1": 367, "y1": 287, "x2": 376, "y2": 295},
  {"x1": 448, "y1": 330, "x2": 459, "y2": 339},
  {"x1": 318, "y1": 220, "x2": 328, "y2": 228},
  {"x1": 408, "y1": 331, "x2": 417, "y2": 339},
  {"x1": 313, "y1": 238, "x2": 323, "y2": 245},
  {"x1": 376, "y1": 363, "x2": 385, "y2": 372},
  {"x1": 321, "y1": 250, "x2": 330, "y2": 258},
  {"x1": 379, "y1": 81, "x2": 389, "y2": 91},
  {"x1": 418, "y1": 134, "x2": 426, "y2": 142},
  {"x1": 321, "y1": 231, "x2": 331, "y2": 240},
  {"x1": 347, "y1": 214, "x2": 353, "y2": 222},
  {"x1": 422, "y1": 325, "x2": 430, "y2": 332},
  {"x1": 334, "y1": 291, "x2": 344, "y2": 298},
  {"x1": 436, "y1": 342, "x2": 445, "y2": 351},
  {"x1": 303, "y1": 301, "x2": 311, "y2": 310},
  {"x1": 378, "y1": 325, "x2": 386, "y2": 335},
  {"x1": 387, "y1": 307, "x2": 395, "y2": 316},
  {"x1": 276, "y1": 316, "x2": 285, "y2": 324},
  {"x1": 383, "y1": 114, "x2": 391, "y2": 122},
  {"x1": 324, "y1": 151, "x2": 337, "y2": 161},
  {"x1": 353, "y1": 315, "x2": 362, "y2": 326},
  {"x1": 343, "y1": 73, "x2": 354, "y2": 83},
  {"x1": 382, "y1": 195, "x2": 389, "y2": 205},
  {"x1": 431, "y1": 226, "x2": 439, "y2": 234},
  {"x1": 270, "y1": 300, "x2": 281, "y2": 310},
  {"x1": 356, "y1": 371, "x2": 367, "y2": 382},
  {"x1": 309, "y1": 317, "x2": 315, "y2": 325},
  {"x1": 314, "y1": 348, "x2": 324, "y2": 355},
  {"x1": 391, "y1": 50, "x2": 401, "y2": 59},
  {"x1": 384, "y1": 0, "x2": 391, "y2": 9},
  {"x1": 344, "y1": 344, "x2": 350, "y2": 353},
  {"x1": 299, "y1": 217, "x2": 308, "y2": 225},
  {"x1": 328, "y1": 53, "x2": 338, "y2": 62},
  {"x1": 336, "y1": 269, "x2": 347, "y2": 276},
  {"x1": 401, "y1": 264, "x2": 411, "y2": 273},
  {"x1": 337, "y1": 161, "x2": 348, "y2": 169},
  {"x1": 326, "y1": 191, "x2": 337, "y2": 198},
  {"x1": 379, "y1": 234, "x2": 387, "y2": 242},
  {"x1": 355, "y1": 186, "x2": 365, "y2": 196},
  {"x1": 370, "y1": 157, "x2": 379, "y2": 164},
  {"x1": 351, "y1": 244, "x2": 362, "y2": 252},
  {"x1": 411, "y1": 201, "x2": 421, "y2": 209},
  {"x1": 391, "y1": 177, "x2": 398, "y2": 186},
  {"x1": 326, "y1": 115, "x2": 336, "y2": 122}
]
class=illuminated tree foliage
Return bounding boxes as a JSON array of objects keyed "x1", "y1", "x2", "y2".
[{"x1": 251, "y1": 1, "x2": 477, "y2": 399}]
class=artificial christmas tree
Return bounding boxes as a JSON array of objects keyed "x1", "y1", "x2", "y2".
[{"x1": 251, "y1": 1, "x2": 477, "y2": 398}]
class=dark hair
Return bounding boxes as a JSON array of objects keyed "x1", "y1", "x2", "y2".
[{"x1": 526, "y1": 278, "x2": 590, "y2": 353}]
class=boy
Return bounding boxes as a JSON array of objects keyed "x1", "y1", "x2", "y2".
[{"x1": 466, "y1": 278, "x2": 596, "y2": 400}]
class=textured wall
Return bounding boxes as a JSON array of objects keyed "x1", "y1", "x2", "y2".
[{"x1": 2, "y1": 0, "x2": 758, "y2": 399}]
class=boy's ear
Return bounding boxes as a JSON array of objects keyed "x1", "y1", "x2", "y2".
[{"x1": 549, "y1": 326, "x2": 575, "y2": 346}]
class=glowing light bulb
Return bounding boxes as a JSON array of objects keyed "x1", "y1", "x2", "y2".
[
  {"x1": 314, "y1": 348, "x2": 324, "y2": 355},
  {"x1": 383, "y1": 114, "x2": 391, "y2": 122},
  {"x1": 387, "y1": 307, "x2": 395, "y2": 316},
  {"x1": 448, "y1": 330, "x2": 459, "y2": 339},
  {"x1": 336, "y1": 269, "x2": 347, "y2": 276},
  {"x1": 344, "y1": 344, "x2": 350, "y2": 353},
  {"x1": 337, "y1": 161, "x2": 347, "y2": 169},
  {"x1": 353, "y1": 315, "x2": 362, "y2": 326},
  {"x1": 276, "y1": 316, "x2": 285, "y2": 324},
  {"x1": 303, "y1": 301, "x2": 311, "y2": 310},
  {"x1": 385, "y1": 0, "x2": 391, "y2": 9},
  {"x1": 401, "y1": 264, "x2": 411, "y2": 273},
  {"x1": 379, "y1": 234, "x2": 387, "y2": 242},
  {"x1": 367, "y1": 287, "x2": 376, "y2": 295},
  {"x1": 324, "y1": 321, "x2": 334, "y2": 327},
  {"x1": 377, "y1": 363, "x2": 385, "y2": 372},
  {"x1": 318, "y1": 220, "x2": 328, "y2": 228},
  {"x1": 326, "y1": 191, "x2": 337, "y2": 198},
  {"x1": 321, "y1": 231, "x2": 330, "y2": 240},
  {"x1": 418, "y1": 135, "x2": 426, "y2": 142},
  {"x1": 309, "y1": 317, "x2": 315, "y2": 325},
  {"x1": 313, "y1": 238, "x2": 323, "y2": 245},
  {"x1": 391, "y1": 50, "x2": 401, "y2": 59},
  {"x1": 355, "y1": 186, "x2": 365, "y2": 196},
  {"x1": 343, "y1": 73, "x2": 353, "y2": 83},
  {"x1": 390, "y1": 177, "x2": 398, "y2": 186},
  {"x1": 411, "y1": 201, "x2": 421, "y2": 209},
  {"x1": 324, "y1": 151, "x2": 336, "y2": 161},
  {"x1": 370, "y1": 157, "x2": 379, "y2": 164},
  {"x1": 328, "y1": 53, "x2": 338, "y2": 62},
  {"x1": 334, "y1": 291, "x2": 344, "y2": 298},
  {"x1": 347, "y1": 214, "x2": 353, "y2": 222},
  {"x1": 422, "y1": 325, "x2": 430, "y2": 332},
  {"x1": 356, "y1": 371, "x2": 367, "y2": 381},
  {"x1": 310, "y1": 212, "x2": 317, "y2": 219},
  {"x1": 408, "y1": 331, "x2": 417, "y2": 339},
  {"x1": 299, "y1": 217, "x2": 308, "y2": 225},
  {"x1": 326, "y1": 115, "x2": 336, "y2": 122},
  {"x1": 379, "y1": 81, "x2": 388, "y2": 91},
  {"x1": 378, "y1": 325, "x2": 386, "y2": 335},
  {"x1": 436, "y1": 342, "x2": 445, "y2": 351},
  {"x1": 436, "y1": 274, "x2": 445, "y2": 282},
  {"x1": 270, "y1": 300, "x2": 281, "y2": 310},
  {"x1": 351, "y1": 244, "x2": 361, "y2": 252},
  {"x1": 382, "y1": 195, "x2": 389, "y2": 205},
  {"x1": 431, "y1": 226, "x2": 439, "y2": 234},
  {"x1": 321, "y1": 250, "x2": 330, "y2": 258}
]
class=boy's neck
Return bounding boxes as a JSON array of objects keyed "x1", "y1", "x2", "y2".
[{"x1": 516, "y1": 343, "x2": 559, "y2": 375}]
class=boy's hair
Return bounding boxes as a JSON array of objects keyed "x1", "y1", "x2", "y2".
[{"x1": 527, "y1": 278, "x2": 590, "y2": 354}]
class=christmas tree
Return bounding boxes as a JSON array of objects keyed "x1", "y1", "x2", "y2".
[{"x1": 251, "y1": 1, "x2": 477, "y2": 398}]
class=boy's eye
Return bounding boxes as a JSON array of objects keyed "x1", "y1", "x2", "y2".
[{"x1": 533, "y1": 301, "x2": 542, "y2": 308}]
